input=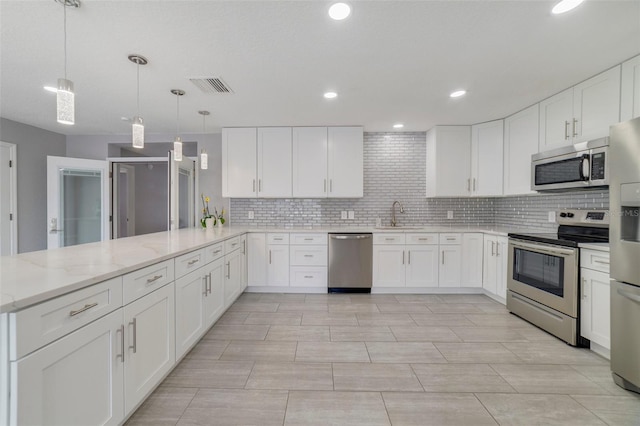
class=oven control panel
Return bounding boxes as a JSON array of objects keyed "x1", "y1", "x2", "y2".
[{"x1": 556, "y1": 209, "x2": 609, "y2": 227}]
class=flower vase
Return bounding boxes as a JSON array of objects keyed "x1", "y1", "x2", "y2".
[
  {"x1": 217, "y1": 220, "x2": 224, "y2": 228},
  {"x1": 205, "y1": 217, "x2": 214, "y2": 229}
]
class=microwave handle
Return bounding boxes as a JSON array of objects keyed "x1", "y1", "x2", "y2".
[{"x1": 579, "y1": 154, "x2": 590, "y2": 181}]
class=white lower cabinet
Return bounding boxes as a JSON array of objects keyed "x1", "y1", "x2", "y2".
[
  {"x1": 483, "y1": 235, "x2": 508, "y2": 299},
  {"x1": 248, "y1": 233, "x2": 267, "y2": 286},
  {"x1": 405, "y1": 245, "x2": 439, "y2": 287},
  {"x1": 373, "y1": 245, "x2": 406, "y2": 287},
  {"x1": 10, "y1": 309, "x2": 124, "y2": 426},
  {"x1": 461, "y1": 233, "x2": 484, "y2": 287},
  {"x1": 224, "y1": 248, "x2": 244, "y2": 307},
  {"x1": 580, "y1": 248, "x2": 611, "y2": 355},
  {"x1": 373, "y1": 233, "x2": 439, "y2": 288},
  {"x1": 439, "y1": 245, "x2": 462, "y2": 287},
  {"x1": 123, "y1": 283, "x2": 175, "y2": 414},
  {"x1": 267, "y1": 244, "x2": 290, "y2": 286}
]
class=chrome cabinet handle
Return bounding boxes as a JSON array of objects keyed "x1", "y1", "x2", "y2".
[
  {"x1": 69, "y1": 302, "x2": 98, "y2": 317},
  {"x1": 408, "y1": 251, "x2": 411, "y2": 265},
  {"x1": 259, "y1": 179, "x2": 262, "y2": 192},
  {"x1": 324, "y1": 179, "x2": 327, "y2": 193},
  {"x1": 582, "y1": 278, "x2": 587, "y2": 300},
  {"x1": 495, "y1": 242, "x2": 500, "y2": 256},
  {"x1": 446, "y1": 237, "x2": 456, "y2": 241},
  {"x1": 117, "y1": 324, "x2": 125, "y2": 363},
  {"x1": 304, "y1": 254, "x2": 314, "y2": 258},
  {"x1": 213, "y1": 249, "x2": 222, "y2": 254},
  {"x1": 473, "y1": 178, "x2": 476, "y2": 192},
  {"x1": 418, "y1": 238, "x2": 429, "y2": 241},
  {"x1": 269, "y1": 250, "x2": 272, "y2": 264},
  {"x1": 188, "y1": 259, "x2": 199, "y2": 266},
  {"x1": 304, "y1": 275, "x2": 313, "y2": 279},
  {"x1": 274, "y1": 237, "x2": 283, "y2": 241},
  {"x1": 467, "y1": 178, "x2": 471, "y2": 191},
  {"x1": 203, "y1": 276, "x2": 208, "y2": 296},
  {"x1": 146, "y1": 274, "x2": 163, "y2": 284},
  {"x1": 572, "y1": 118, "x2": 578, "y2": 137},
  {"x1": 304, "y1": 238, "x2": 314, "y2": 241},
  {"x1": 226, "y1": 262, "x2": 231, "y2": 278},
  {"x1": 330, "y1": 179, "x2": 333, "y2": 192},
  {"x1": 564, "y1": 121, "x2": 570, "y2": 140},
  {"x1": 253, "y1": 179, "x2": 256, "y2": 192},
  {"x1": 385, "y1": 238, "x2": 395, "y2": 241},
  {"x1": 402, "y1": 251, "x2": 405, "y2": 265},
  {"x1": 442, "y1": 251, "x2": 445, "y2": 265},
  {"x1": 129, "y1": 318, "x2": 137, "y2": 354},
  {"x1": 491, "y1": 241, "x2": 495, "y2": 256},
  {"x1": 208, "y1": 273, "x2": 212, "y2": 294},
  {"x1": 594, "y1": 259, "x2": 610, "y2": 265},
  {"x1": 242, "y1": 241, "x2": 246, "y2": 254}
]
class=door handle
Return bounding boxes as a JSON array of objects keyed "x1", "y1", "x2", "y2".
[
  {"x1": 564, "y1": 121, "x2": 570, "y2": 140},
  {"x1": 129, "y1": 318, "x2": 137, "y2": 354}
]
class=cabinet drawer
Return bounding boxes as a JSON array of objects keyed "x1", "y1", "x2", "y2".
[
  {"x1": 439, "y1": 233, "x2": 462, "y2": 244},
  {"x1": 406, "y1": 233, "x2": 438, "y2": 245},
  {"x1": 224, "y1": 236, "x2": 242, "y2": 253},
  {"x1": 581, "y1": 249, "x2": 610, "y2": 273},
  {"x1": 290, "y1": 245, "x2": 328, "y2": 266},
  {"x1": 123, "y1": 259, "x2": 175, "y2": 304},
  {"x1": 9, "y1": 277, "x2": 123, "y2": 360},
  {"x1": 267, "y1": 233, "x2": 289, "y2": 245},
  {"x1": 175, "y1": 249, "x2": 205, "y2": 279},
  {"x1": 204, "y1": 242, "x2": 225, "y2": 263},
  {"x1": 373, "y1": 233, "x2": 405, "y2": 245},
  {"x1": 290, "y1": 233, "x2": 328, "y2": 245},
  {"x1": 290, "y1": 267, "x2": 327, "y2": 287}
]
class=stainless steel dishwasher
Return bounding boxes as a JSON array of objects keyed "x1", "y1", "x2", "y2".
[{"x1": 328, "y1": 233, "x2": 373, "y2": 293}]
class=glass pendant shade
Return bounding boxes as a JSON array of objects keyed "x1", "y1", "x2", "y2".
[
  {"x1": 132, "y1": 116, "x2": 144, "y2": 148},
  {"x1": 56, "y1": 78, "x2": 75, "y2": 125},
  {"x1": 200, "y1": 150, "x2": 208, "y2": 170},
  {"x1": 174, "y1": 137, "x2": 183, "y2": 161}
]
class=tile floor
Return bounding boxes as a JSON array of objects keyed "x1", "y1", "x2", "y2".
[{"x1": 125, "y1": 293, "x2": 640, "y2": 425}]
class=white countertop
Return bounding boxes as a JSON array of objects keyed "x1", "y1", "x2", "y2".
[{"x1": 0, "y1": 224, "x2": 543, "y2": 313}]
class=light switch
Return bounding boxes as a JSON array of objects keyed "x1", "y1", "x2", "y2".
[
  {"x1": 447, "y1": 211, "x2": 454, "y2": 219},
  {"x1": 341, "y1": 211, "x2": 347, "y2": 219},
  {"x1": 348, "y1": 211, "x2": 355, "y2": 220},
  {"x1": 248, "y1": 211, "x2": 254, "y2": 219},
  {"x1": 548, "y1": 211, "x2": 556, "y2": 222}
]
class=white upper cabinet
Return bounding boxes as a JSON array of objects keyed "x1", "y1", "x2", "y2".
[
  {"x1": 621, "y1": 54, "x2": 640, "y2": 121},
  {"x1": 503, "y1": 104, "x2": 539, "y2": 196},
  {"x1": 327, "y1": 126, "x2": 364, "y2": 197},
  {"x1": 471, "y1": 120, "x2": 504, "y2": 196},
  {"x1": 539, "y1": 66, "x2": 621, "y2": 151},
  {"x1": 257, "y1": 127, "x2": 292, "y2": 198},
  {"x1": 222, "y1": 127, "x2": 258, "y2": 198},
  {"x1": 292, "y1": 127, "x2": 329, "y2": 197},
  {"x1": 426, "y1": 126, "x2": 472, "y2": 197}
]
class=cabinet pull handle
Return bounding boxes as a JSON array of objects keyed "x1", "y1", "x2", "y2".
[
  {"x1": 582, "y1": 278, "x2": 587, "y2": 300},
  {"x1": 495, "y1": 242, "x2": 500, "y2": 256},
  {"x1": 274, "y1": 238, "x2": 283, "y2": 241},
  {"x1": 418, "y1": 238, "x2": 428, "y2": 241},
  {"x1": 69, "y1": 302, "x2": 98, "y2": 317},
  {"x1": 402, "y1": 251, "x2": 405, "y2": 265},
  {"x1": 446, "y1": 237, "x2": 456, "y2": 241},
  {"x1": 594, "y1": 259, "x2": 610, "y2": 265},
  {"x1": 572, "y1": 118, "x2": 578, "y2": 137},
  {"x1": 269, "y1": 250, "x2": 272, "y2": 264},
  {"x1": 491, "y1": 241, "x2": 495, "y2": 256},
  {"x1": 208, "y1": 273, "x2": 212, "y2": 294},
  {"x1": 304, "y1": 254, "x2": 314, "y2": 258},
  {"x1": 146, "y1": 275, "x2": 163, "y2": 285},
  {"x1": 467, "y1": 178, "x2": 471, "y2": 191},
  {"x1": 117, "y1": 324, "x2": 125, "y2": 362},
  {"x1": 564, "y1": 121, "x2": 570, "y2": 140},
  {"x1": 442, "y1": 251, "x2": 445, "y2": 265},
  {"x1": 188, "y1": 259, "x2": 199, "y2": 266},
  {"x1": 213, "y1": 249, "x2": 222, "y2": 254},
  {"x1": 473, "y1": 178, "x2": 476, "y2": 192},
  {"x1": 231, "y1": 242, "x2": 238, "y2": 247},
  {"x1": 385, "y1": 238, "x2": 395, "y2": 241},
  {"x1": 324, "y1": 179, "x2": 327, "y2": 193},
  {"x1": 304, "y1": 238, "x2": 314, "y2": 241},
  {"x1": 253, "y1": 179, "x2": 256, "y2": 192},
  {"x1": 330, "y1": 179, "x2": 333, "y2": 193},
  {"x1": 259, "y1": 179, "x2": 262, "y2": 192},
  {"x1": 408, "y1": 250, "x2": 411, "y2": 265},
  {"x1": 304, "y1": 275, "x2": 313, "y2": 279},
  {"x1": 226, "y1": 262, "x2": 231, "y2": 279},
  {"x1": 129, "y1": 318, "x2": 137, "y2": 354},
  {"x1": 203, "y1": 276, "x2": 208, "y2": 296}
]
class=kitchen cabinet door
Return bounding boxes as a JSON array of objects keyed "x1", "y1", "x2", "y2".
[
  {"x1": 538, "y1": 88, "x2": 574, "y2": 151},
  {"x1": 482, "y1": 236, "x2": 498, "y2": 295},
  {"x1": 426, "y1": 126, "x2": 472, "y2": 197},
  {"x1": 257, "y1": 127, "x2": 292, "y2": 197},
  {"x1": 123, "y1": 283, "x2": 175, "y2": 415},
  {"x1": 621, "y1": 54, "x2": 640, "y2": 121},
  {"x1": 248, "y1": 233, "x2": 267, "y2": 286},
  {"x1": 471, "y1": 120, "x2": 503, "y2": 196},
  {"x1": 372, "y1": 245, "x2": 405, "y2": 287},
  {"x1": 292, "y1": 127, "x2": 328, "y2": 197},
  {"x1": 503, "y1": 104, "x2": 538, "y2": 195},
  {"x1": 222, "y1": 128, "x2": 257, "y2": 198},
  {"x1": 327, "y1": 126, "x2": 364, "y2": 197},
  {"x1": 204, "y1": 257, "x2": 225, "y2": 328},
  {"x1": 581, "y1": 268, "x2": 611, "y2": 350},
  {"x1": 405, "y1": 246, "x2": 438, "y2": 287},
  {"x1": 573, "y1": 66, "x2": 621, "y2": 143},
  {"x1": 439, "y1": 245, "x2": 462, "y2": 287},
  {"x1": 495, "y1": 237, "x2": 509, "y2": 299},
  {"x1": 267, "y1": 244, "x2": 290, "y2": 286},
  {"x1": 461, "y1": 233, "x2": 484, "y2": 287},
  {"x1": 224, "y1": 249, "x2": 243, "y2": 307},
  {"x1": 175, "y1": 269, "x2": 206, "y2": 360},
  {"x1": 9, "y1": 309, "x2": 124, "y2": 426}
]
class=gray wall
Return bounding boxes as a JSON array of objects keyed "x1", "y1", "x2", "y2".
[
  {"x1": 133, "y1": 162, "x2": 168, "y2": 235},
  {"x1": 0, "y1": 118, "x2": 66, "y2": 253}
]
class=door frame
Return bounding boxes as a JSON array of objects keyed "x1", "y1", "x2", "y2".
[
  {"x1": 111, "y1": 163, "x2": 136, "y2": 239},
  {"x1": 0, "y1": 142, "x2": 17, "y2": 255}
]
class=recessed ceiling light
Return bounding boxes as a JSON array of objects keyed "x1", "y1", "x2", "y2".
[
  {"x1": 393, "y1": 123, "x2": 404, "y2": 129},
  {"x1": 450, "y1": 90, "x2": 467, "y2": 98},
  {"x1": 44, "y1": 86, "x2": 58, "y2": 93},
  {"x1": 328, "y1": 3, "x2": 351, "y2": 20},
  {"x1": 552, "y1": 0, "x2": 584, "y2": 14},
  {"x1": 324, "y1": 92, "x2": 338, "y2": 99},
  {"x1": 120, "y1": 116, "x2": 132, "y2": 122}
]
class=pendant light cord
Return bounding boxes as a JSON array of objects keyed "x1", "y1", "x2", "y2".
[
  {"x1": 176, "y1": 94, "x2": 180, "y2": 136},
  {"x1": 63, "y1": 3, "x2": 68, "y2": 79},
  {"x1": 136, "y1": 61, "x2": 140, "y2": 115}
]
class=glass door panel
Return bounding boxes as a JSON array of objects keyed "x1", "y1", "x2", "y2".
[{"x1": 513, "y1": 248, "x2": 565, "y2": 296}]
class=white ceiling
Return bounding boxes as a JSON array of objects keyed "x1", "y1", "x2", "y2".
[{"x1": 1, "y1": 0, "x2": 640, "y2": 136}]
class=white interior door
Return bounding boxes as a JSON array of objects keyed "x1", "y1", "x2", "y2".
[
  {"x1": 0, "y1": 142, "x2": 17, "y2": 255},
  {"x1": 47, "y1": 156, "x2": 109, "y2": 249},
  {"x1": 112, "y1": 163, "x2": 136, "y2": 238},
  {"x1": 169, "y1": 153, "x2": 196, "y2": 230}
]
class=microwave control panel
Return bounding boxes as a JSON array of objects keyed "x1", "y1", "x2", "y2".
[{"x1": 591, "y1": 152, "x2": 606, "y2": 180}]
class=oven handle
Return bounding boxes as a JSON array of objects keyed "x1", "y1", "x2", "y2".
[{"x1": 509, "y1": 239, "x2": 576, "y2": 257}]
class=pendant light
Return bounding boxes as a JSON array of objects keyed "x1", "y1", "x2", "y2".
[
  {"x1": 198, "y1": 110, "x2": 210, "y2": 170},
  {"x1": 128, "y1": 54, "x2": 148, "y2": 148},
  {"x1": 171, "y1": 89, "x2": 185, "y2": 161},
  {"x1": 55, "y1": 0, "x2": 80, "y2": 125}
]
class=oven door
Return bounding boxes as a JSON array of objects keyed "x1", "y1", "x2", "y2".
[
  {"x1": 507, "y1": 238, "x2": 579, "y2": 317},
  {"x1": 531, "y1": 151, "x2": 590, "y2": 191}
]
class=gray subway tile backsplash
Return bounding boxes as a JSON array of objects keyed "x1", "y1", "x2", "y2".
[{"x1": 229, "y1": 132, "x2": 609, "y2": 230}]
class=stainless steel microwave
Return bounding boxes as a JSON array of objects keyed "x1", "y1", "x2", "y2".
[{"x1": 531, "y1": 138, "x2": 609, "y2": 191}]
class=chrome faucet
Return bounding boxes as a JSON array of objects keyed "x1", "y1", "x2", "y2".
[{"x1": 391, "y1": 201, "x2": 404, "y2": 227}]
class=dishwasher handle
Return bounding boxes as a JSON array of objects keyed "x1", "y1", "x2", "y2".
[{"x1": 330, "y1": 234, "x2": 372, "y2": 240}]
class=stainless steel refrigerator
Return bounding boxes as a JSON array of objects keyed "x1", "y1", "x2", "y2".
[{"x1": 610, "y1": 116, "x2": 640, "y2": 393}]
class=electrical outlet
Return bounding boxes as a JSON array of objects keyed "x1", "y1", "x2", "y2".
[
  {"x1": 447, "y1": 211, "x2": 454, "y2": 219},
  {"x1": 248, "y1": 211, "x2": 254, "y2": 219},
  {"x1": 341, "y1": 211, "x2": 347, "y2": 220},
  {"x1": 548, "y1": 211, "x2": 556, "y2": 222},
  {"x1": 348, "y1": 211, "x2": 355, "y2": 220}
]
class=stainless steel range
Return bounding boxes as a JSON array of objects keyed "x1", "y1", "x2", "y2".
[{"x1": 507, "y1": 209, "x2": 609, "y2": 346}]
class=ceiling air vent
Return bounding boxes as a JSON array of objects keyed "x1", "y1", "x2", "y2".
[{"x1": 189, "y1": 77, "x2": 234, "y2": 94}]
